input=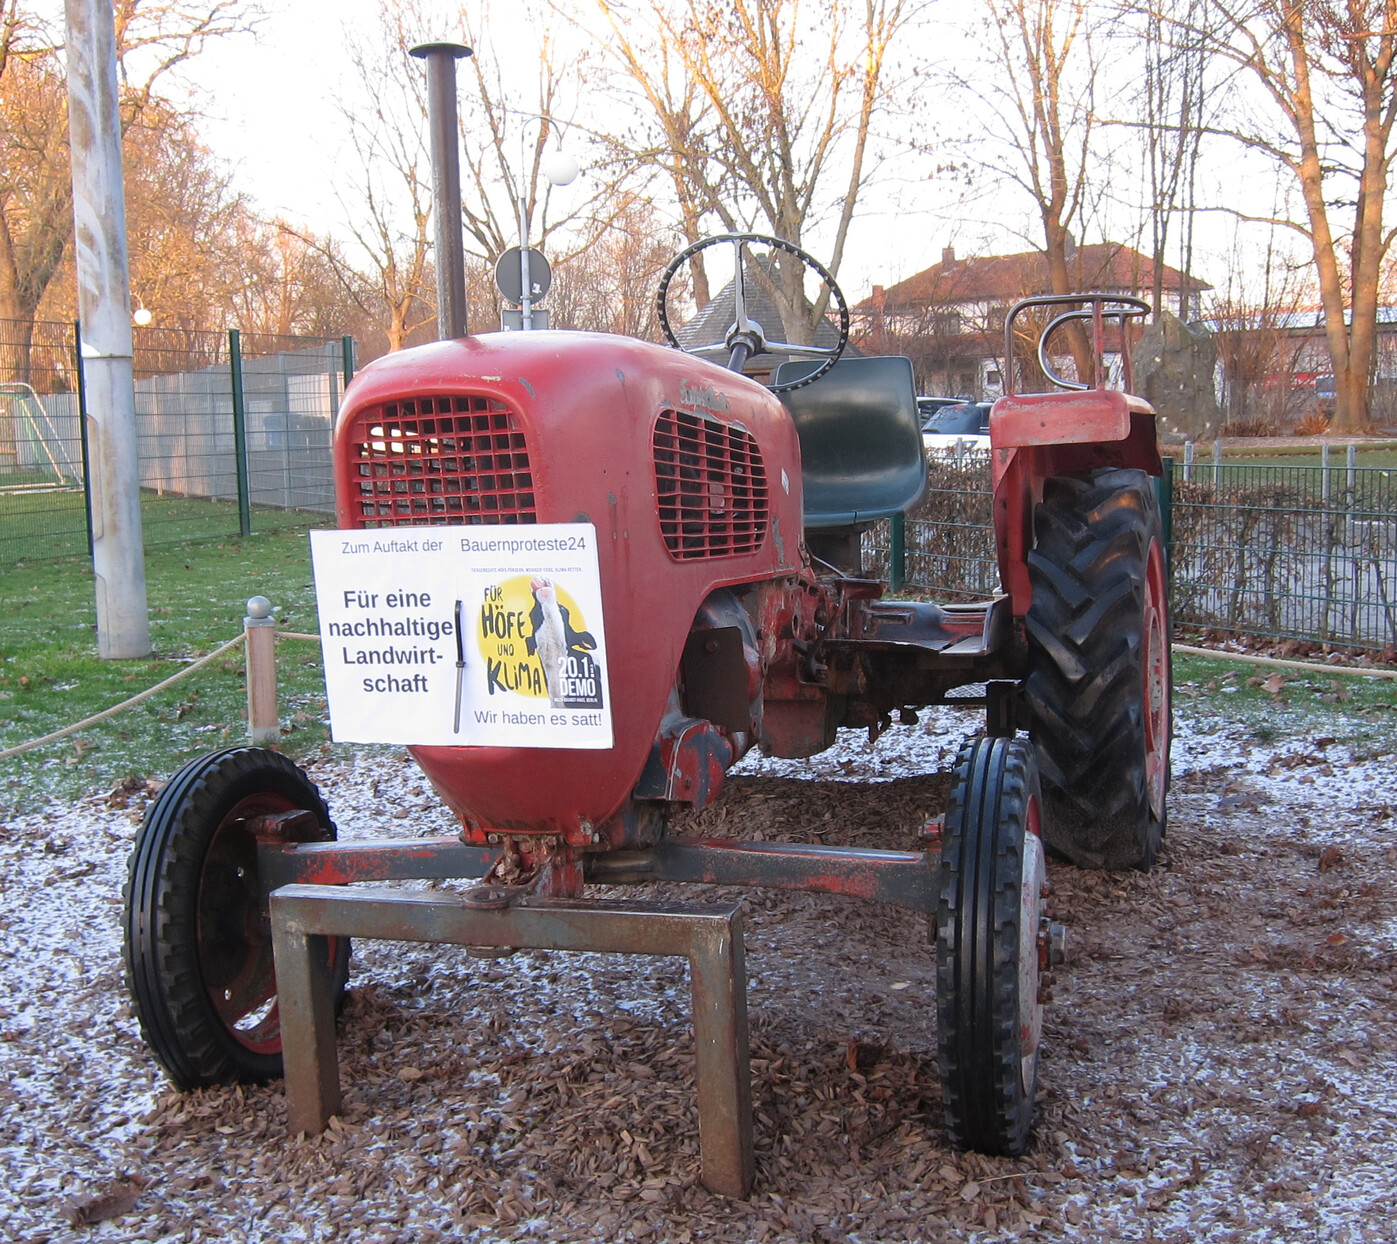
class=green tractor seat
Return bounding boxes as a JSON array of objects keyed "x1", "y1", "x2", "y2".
[{"x1": 775, "y1": 355, "x2": 928, "y2": 532}]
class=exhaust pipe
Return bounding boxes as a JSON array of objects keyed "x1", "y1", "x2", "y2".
[{"x1": 409, "y1": 41, "x2": 472, "y2": 340}]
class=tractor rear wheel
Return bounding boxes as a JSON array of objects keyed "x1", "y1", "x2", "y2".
[
  {"x1": 936, "y1": 735, "x2": 1048, "y2": 1156},
  {"x1": 123, "y1": 747, "x2": 349, "y2": 1088},
  {"x1": 1024, "y1": 469, "x2": 1171, "y2": 870}
]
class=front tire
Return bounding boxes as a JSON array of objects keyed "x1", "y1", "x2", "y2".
[
  {"x1": 1024, "y1": 469, "x2": 1171, "y2": 870},
  {"x1": 123, "y1": 747, "x2": 349, "y2": 1088},
  {"x1": 936, "y1": 735, "x2": 1048, "y2": 1156}
]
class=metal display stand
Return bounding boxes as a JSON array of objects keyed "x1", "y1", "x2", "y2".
[{"x1": 270, "y1": 885, "x2": 755, "y2": 1199}]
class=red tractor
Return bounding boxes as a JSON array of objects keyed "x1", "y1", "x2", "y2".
[{"x1": 123, "y1": 233, "x2": 1170, "y2": 1159}]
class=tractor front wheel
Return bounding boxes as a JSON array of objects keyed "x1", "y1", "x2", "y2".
[
  {"x1": 1024, "y1": 469, "x2": 1171, "y2": 870},
  {"x1": 935, "y1": 735, "x2": 1049, "y2": 1156},
  {"x1": 123, "y1": 747, "x2": 349, "y2": 1088}
]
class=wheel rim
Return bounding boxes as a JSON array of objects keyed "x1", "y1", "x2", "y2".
[
  {"x1": 1142, "y1": 538, "x2": 1170, "y2": 821},
  {"x1": 1017, "y1": 798, "x2": 1046, "y2": 1095},
  {"x1": 197, "y1": 792, "x2": 293, "y2": 1055}
]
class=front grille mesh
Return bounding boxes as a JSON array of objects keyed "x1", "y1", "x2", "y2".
[
  {"x1": 653, "y1": 409, "x2": 768, "y2": 559},
  {"x1": 347, "y1": 395, "x2": 536, "y2": 527}
]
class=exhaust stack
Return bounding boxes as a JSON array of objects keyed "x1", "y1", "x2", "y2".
[{"x1": 409, "y1": 42, "x2": 473, "y2": 341}]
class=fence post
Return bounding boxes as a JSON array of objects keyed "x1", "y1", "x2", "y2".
[
  {"x1": 1183, "y1": 440, "x2": 1194, "y2": 482},
  {"x1": 1211, "y1": 440, "x2": 1222, "y2": 486},
  {"x1": 1158, "y1": 456, "x2": 1174, "y2": 575},
  {"x1": 890, "y1": 513, "x2": 906, "y2": 593},
  {"x1": 1321, "y1": 440, "x2": 1331, "y2": 502},
  {"x1": 72, "y1": 320, "x2": 96, "y2": 557},
  {"x1": 245, "y1": 595, "x2": 279, "y2": 745},
  {"x1": 341, "y1": 336, "x2": 356, "y2": 389},
  {"x1": 229, "y1": 329, "x2": 252, "y2": 537}
]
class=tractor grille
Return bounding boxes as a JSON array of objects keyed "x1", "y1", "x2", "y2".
[
  {"x1": 653, "y1": 409, "x2": 768, "y2": 559},
  {"x1": 347, "y1": 396, "x2": 537, "y2": 527}
]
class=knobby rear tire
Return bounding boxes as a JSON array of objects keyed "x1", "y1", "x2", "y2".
[{"x1": 1024, "y1": 469, "x2": 1172, "y2": 870}]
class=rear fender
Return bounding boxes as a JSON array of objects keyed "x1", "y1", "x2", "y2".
[{"x1": 990, "y1": 391, "x2": 1162, "y2": 616}]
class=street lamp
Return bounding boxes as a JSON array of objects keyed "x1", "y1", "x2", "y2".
[{"x1": 514, "y1": 118, "x2": 578, "y2": 331}]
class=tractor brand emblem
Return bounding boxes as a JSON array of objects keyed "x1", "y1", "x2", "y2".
[{"x1": 679, "y1": 381, "x2": 730, "y2": 412}]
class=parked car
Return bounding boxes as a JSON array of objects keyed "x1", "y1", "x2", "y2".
[
  {"x1": 922, "y1": 400, "x2": 992, "y2": 453},
  {"x1": 917, "y1": 395, "x2": 964, "y2": 420},
  {"x1": 1315, "y1": 373, "x2": 1336, "y2": 414}
]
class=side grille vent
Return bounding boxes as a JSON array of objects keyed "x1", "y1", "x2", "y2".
[
  {"x1": 653, "y1": 409, "x2": 769, "y2": 559},
  {"x1": 347, "y1": 395, "x2": 537, "y2": 527}
]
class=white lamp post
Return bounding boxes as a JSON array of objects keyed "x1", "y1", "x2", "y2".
[{"x1": 517, "y1": 123, "x2": 578, "y2": 330}]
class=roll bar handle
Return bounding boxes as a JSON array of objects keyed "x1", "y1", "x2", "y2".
[{"x1": 1003, "y1": 294, "x2": 1150, "y2": 395}]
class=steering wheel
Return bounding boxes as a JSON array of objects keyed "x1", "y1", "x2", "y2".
[{"x1": 656, "y1": 232, "x2": 850, "y2": 393}]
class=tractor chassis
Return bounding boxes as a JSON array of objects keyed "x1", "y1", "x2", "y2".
[
  {"x1": 258, "y1": 831, "x2": 943, "y2": 914},
  {"x1": 260, "y1": 830, "x2": 951, "y2": 1200}
]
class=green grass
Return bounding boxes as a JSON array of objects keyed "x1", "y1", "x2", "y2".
[
  {"x1": 1204, "y1": 446, "x2": 1397, "y2": 469},
  {"x1": 2, "y1": 529, "x2": 1394, "y2": 815},
  {"x1": 1171, "y1": 653, "x2": 1397, "y2": 760},
  {"x1": 0, "y1": 528, "x2": 342, "y2": 812},
  {"x1": 0, "y1": 487, "x2": 328, "y2": 564}
]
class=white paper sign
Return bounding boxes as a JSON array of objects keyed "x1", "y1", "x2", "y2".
[{"x1": 309, "y1": 525, "x2": 612, "y2": 748}]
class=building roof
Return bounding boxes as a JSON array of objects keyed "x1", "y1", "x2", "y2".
[
  {"x1": 860, "y1": 242, "x2": 1209, "y2": 314},
  {"x1": 678, "y1": 256, "x2": 853, "y2": 368},
  {"x1": 1198, "y1": 306, "x2": 1397, "y2": 332}
]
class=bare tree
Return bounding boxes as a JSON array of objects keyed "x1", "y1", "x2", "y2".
[
  {"x1": 971, "y1": 0, "x2": 1105, "y2": 383},
  {"x1": 547, "y1": 194, "x2": 683, "y2": 338},
  {"x1": 1131, "y1": 0, "x2": 1210, "y2": 319},
  {"x1": 1185, "y1": 0, "x2": 1397, "y2": 433},
  {"x1": 582, "y1": 0, "x2": 925, "y2": 342},
  {"x1": 318, "y1": 0, "x2": 618, "y2": 348},
  {"x1": 1206, "y1": 234, "x2": 1311, "y2": 431},
  {"x1": 0, "y1": 0, "x2": 259, "y2": 377}
]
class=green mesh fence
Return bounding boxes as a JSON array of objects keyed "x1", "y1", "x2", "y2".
[
  {"x1": 866, "y1": 452, "x2": 1397, "y2": 651},
  {"x1": 0, "y1": 322, "x2": 352, "y2": 565}
]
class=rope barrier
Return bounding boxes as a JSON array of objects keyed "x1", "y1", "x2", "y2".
[
  {"x1": 2, "y1": 625, "x2": 1390, "y2": 764},
  {"x1": 0, "y1": 633, "x2": 248, "y2": 761},
  {"x1": 1171, "y1": 643, "x2": 1397, "y2": 681}
]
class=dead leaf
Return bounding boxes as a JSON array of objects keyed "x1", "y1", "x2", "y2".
[
  {"x1": 844, "y1": 1037, "x2": 885, "y2": 1072},
  {"x1": 62, "y1": 1176, "x2": 146, "y2": 1226},
  {"x1": 1317, "y1": 846, "x2": 1344, "y2": 873},
  {"x1": 1262, "y1": 673, "x2": 1286, "y2": 694},
  {"x1": 1326, "y1": 932, "x2": 1349, "y2": 947},
  {"x1": 397, "y1": 1066, "x2": 425, "y2": 1082}
]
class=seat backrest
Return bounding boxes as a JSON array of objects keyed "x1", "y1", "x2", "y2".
[{"x1": 775, "y1": 355, "x2": 928, "y2": 529}]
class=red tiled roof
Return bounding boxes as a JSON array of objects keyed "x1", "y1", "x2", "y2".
[{"x1": 859, "y1": 243, "x2": 1208, "y2": 312}]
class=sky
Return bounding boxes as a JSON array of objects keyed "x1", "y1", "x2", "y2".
[
  {"x1": 166, "y1": 1, "x2": 1043, "y2": 302},
  {"x1": 161, "y1": 0, "x2": 1294, "y2": 308}
]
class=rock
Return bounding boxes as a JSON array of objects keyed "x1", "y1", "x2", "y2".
[{"x1": 1130, "y1": 311, "x2": 1222, "y2": 443}]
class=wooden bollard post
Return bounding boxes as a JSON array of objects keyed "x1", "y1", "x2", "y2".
[{"x1": 245, "y1": 595, "x2": 279, "y2": 746}]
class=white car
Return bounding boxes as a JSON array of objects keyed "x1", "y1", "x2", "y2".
[{"x1": 922, "y1": 400, "x2": 991, "y2": 455}]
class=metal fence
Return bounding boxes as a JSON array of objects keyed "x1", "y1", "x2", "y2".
[
  {"x1": 0, "y1": 321, "x2": 353, "y2": 564},
  {"x1": 865, "y1": 451, "x2": 1397, "y2": 652}
]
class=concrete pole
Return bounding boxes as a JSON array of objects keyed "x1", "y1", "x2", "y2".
[{"x1": 64, "y1": 0, "x2": 150, "y2": 658}]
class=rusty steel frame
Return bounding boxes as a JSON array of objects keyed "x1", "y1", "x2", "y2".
[
  {"x1": 269, "y1": 885, "x2": 754, "y2": 1199},
  {"x1": 260, "y1": 837, "x2": 939, "y2": 913}
]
